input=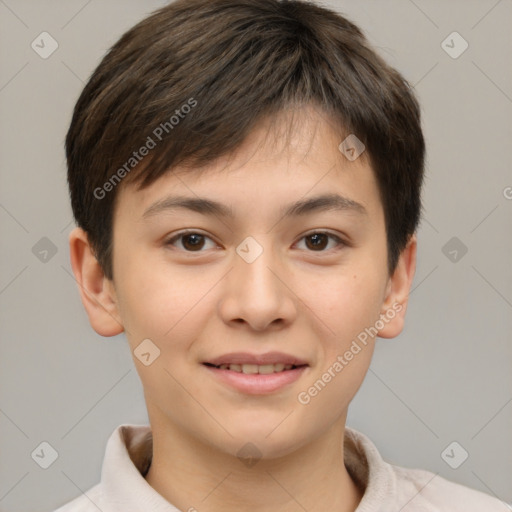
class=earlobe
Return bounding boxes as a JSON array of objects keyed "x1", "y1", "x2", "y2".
[
  {"x1": 377, "y1": 234, "x2": 417, "y2": 339},
  {"x1": 68, "y1": 227, "x2": 124, "y2": 337}
]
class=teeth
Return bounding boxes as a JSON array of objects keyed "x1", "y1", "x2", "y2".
[
  {"x1": 217, "y1": 363, "x2": 298, "y2": 373},
  {"x1": 258, "y1": 364, "x2": 274, "y2": 375},
  {"x1": 242, "y1": 364, "x2": 258, "y2": 374}
]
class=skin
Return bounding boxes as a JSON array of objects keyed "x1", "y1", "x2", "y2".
[{"x1": 69, "y1": 104, "x2": 417, "y2": 512}]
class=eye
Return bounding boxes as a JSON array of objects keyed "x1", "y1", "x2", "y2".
[
  {"x1": 295, "y1": 231, "x2": 347, "y2": 252},
  {"x1": 165, "y1": 230, "x2": 217, "y2": 252},
  {"x1": 165, "y1": 230, "x2": 347, "y2": 253}
]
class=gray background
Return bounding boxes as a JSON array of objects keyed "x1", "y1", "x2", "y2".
[{"x1": 0, "y1": 0, "x2": 511, "y2": 510}]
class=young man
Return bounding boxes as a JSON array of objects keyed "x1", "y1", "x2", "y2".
[{"x1": 56, "y1": 0, "x2": 507, "y2": 510}]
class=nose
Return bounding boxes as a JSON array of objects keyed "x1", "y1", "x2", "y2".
[{"x1": 218, "y1": 238, "x2": 297, "y2": 332}]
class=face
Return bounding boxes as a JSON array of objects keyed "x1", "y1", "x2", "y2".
[{"x1": 72, "y1": 104, "x2": 415, "y2": 460}]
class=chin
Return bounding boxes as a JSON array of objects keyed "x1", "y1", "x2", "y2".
[{"x1": 216, "y1": 423, "x2": 313, "y2": 460}]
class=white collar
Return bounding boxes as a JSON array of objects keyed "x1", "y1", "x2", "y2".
[{"x1": 98, "y1": 423, "x2": 397, "y2": 511}]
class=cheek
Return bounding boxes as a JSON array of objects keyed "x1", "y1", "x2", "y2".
[
  {"x1": 295, "y1": 273, "x2": 382, "y2": 419},
  {"x1": 315, "y1": 268, "x2": 385, "y2": 338},
  {"x1": 117, "y1": 266, "x2": 208, "y2": 398},
  {"x1": 115, "y1": 254, "x2": 201, "y2": 335},
  {"x1": 112, "y1": 228, "x2": 192, "y2": 324}
]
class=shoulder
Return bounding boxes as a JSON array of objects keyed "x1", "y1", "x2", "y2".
[
  {"x1": 391, "y1": 464, "x2": 510, "y2": 511},
  {"x1": 52, "y1": 483, "x2": 102, "y2": 512},
  {"x1": 344, "y1": 427, "x2": 509, "y2": 512}
]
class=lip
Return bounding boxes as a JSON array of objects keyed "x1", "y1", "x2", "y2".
[
  {"x1": 203, "y1": 364, "x2": 308, "y2": 395},
  {"x1": 202, "y1": 352, "x2": 310, "y2": 395},
  {"x1": 203, "y1": 351, "x2": 309, "y2": 367}
]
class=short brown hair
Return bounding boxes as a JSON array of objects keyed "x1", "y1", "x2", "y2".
[{"x1": 66, "y1": 0, "x2": 425, "y2": 280}]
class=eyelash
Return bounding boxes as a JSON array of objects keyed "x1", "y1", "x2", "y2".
[{"x1": 164, "y1": 230, "x2": 348, "y2": 254}]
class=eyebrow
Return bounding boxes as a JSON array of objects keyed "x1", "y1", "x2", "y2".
[{"x1": 142, "y1": 193, "x2": 367, "y2": 220}]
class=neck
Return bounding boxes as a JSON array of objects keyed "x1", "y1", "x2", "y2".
[{"x1": 144, "y1": 416, "x2": 363, "y2": 512}]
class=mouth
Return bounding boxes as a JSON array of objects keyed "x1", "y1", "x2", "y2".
[
  {"x1": 203, "y1": 362, "x2": 307, "y2": 374},
  {"x1": 202, "y1": 352, "x2": 309, "y2": 395}
]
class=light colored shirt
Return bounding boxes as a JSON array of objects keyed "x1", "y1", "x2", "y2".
[{"x1": 54, "y1": 423, "x2": 509, "y2": 511}]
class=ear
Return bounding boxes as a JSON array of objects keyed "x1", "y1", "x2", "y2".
[
  {"x1": 68, "y1": 227, "x2": 124, "y2": 337},
  {"x1": 377, "y1": 234, "x2": 417, "y2": 339}
]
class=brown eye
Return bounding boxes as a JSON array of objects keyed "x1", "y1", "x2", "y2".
[
  {"x1": 165, "y1": 230, "x2": 346, "y2": 254},
  {"x1": 180, "y1": 233, "x2": 206, "y2": 251},
  {"x1": 165, "y1": 231, "x2": 216, "y2": 252},
  {"x1": 298, "y1": 232, "x2": 346, "y2": 252},
  {"x1": 305, "y1": 233, "x2": 329, "y2": 250}
]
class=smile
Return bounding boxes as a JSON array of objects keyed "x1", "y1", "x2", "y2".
[
  {"x1": 202, "y1": 362, "x2": 308, "y2": 395},
  {"x1": 204, "y1": 362, "x2": 305, "y2": 374}
]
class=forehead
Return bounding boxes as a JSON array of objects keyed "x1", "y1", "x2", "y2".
[{"x1": 114, "y1": 105, "x2": 382, "y2": 224}]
